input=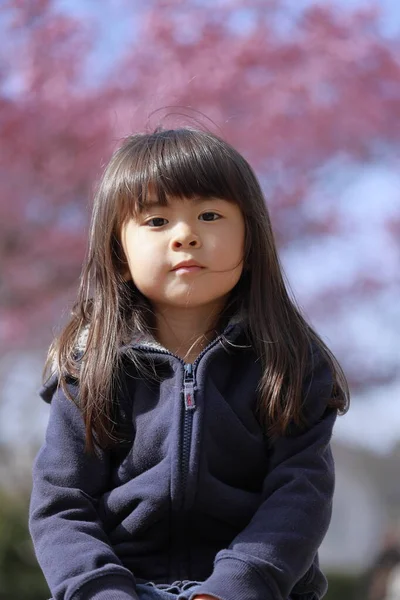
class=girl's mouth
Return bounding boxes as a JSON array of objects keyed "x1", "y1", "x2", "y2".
[{"x1": 173, "y1": 266, "x2": 204, "y2": 274}]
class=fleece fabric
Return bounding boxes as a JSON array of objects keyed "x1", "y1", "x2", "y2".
[{"x1": 29, "y1": 320, "x2": 337, "y2": 600}]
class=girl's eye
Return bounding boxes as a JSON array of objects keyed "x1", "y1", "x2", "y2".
[
  {"x1": 199, "y1": 212, "x2": 221, "y2": 222},
  {"x1": 146, "y1": 217, "x2": 168, "y2": 227}
]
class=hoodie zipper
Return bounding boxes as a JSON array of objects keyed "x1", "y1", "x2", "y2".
[
  {"x1": 133, "y1": 326, "x2": 237, "y2": 578},
  {"x1": 181, "y1": 363, "x2": 195, "y2": 504},
  {"x1": 183, "y1": 363, "x2": 195, "y2": 410}
]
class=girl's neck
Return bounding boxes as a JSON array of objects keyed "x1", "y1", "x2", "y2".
[{"x1": 153, "y1": 301, "x2": 225, "y2": 363}]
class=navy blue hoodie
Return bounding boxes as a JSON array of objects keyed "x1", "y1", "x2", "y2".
[{"x1": 29, "y1": 318, "x2": 337, "y2": 600}]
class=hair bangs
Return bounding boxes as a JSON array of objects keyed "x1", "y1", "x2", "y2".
[{"x1": 112, "y1": 129, "x2": 244, "y2": 225}]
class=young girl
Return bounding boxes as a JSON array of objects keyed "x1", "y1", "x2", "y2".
[{"x1": 29, "y1": 127, "x2": 349, "y2": 600}]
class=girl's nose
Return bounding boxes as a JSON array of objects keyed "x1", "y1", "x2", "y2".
[{"x1": 171, "y1": 225, "x2": 201, "y2": 249}]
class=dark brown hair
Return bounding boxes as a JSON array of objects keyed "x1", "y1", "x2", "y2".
[{"x1": 45, "y1": 127, "x2": 349, "y2": 452}]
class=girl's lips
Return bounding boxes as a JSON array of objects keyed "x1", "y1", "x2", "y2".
[{"x1": 173, "y1": 266, "x2": 204, "y2": 274}]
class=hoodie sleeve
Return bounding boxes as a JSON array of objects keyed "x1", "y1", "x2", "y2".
[
  {"x1": 190, "y1": 349, "x2": 337, "y2": 600},
  {"x1": 29, "y1": 375, "x2": 139, "y2": 600}
]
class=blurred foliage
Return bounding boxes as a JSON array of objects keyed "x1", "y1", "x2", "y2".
[
  {"x1": 0, "y1": 490, "x2": 49, "y2": 600},
  {"x1": 325, "y1": 572, "x2": 360, "y2": 600}
]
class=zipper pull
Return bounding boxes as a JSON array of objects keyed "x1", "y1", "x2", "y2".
[{"x1": 183, "y1": 364, "x2": 196, "y2": 410}]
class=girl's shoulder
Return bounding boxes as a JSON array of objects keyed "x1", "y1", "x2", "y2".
[
  {"x1": 39, "y1": 324, "x2": 90, "y2": 404},
  {"x1": 39, "y1": 370, "x2": 79, "y2": 404}
]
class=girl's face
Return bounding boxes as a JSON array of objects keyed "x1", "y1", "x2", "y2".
[{"x1": 121, "y1": 195, "x2": 245, "y2": 311}]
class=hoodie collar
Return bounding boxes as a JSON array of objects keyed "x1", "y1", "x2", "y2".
[
  {"x1": 73, "y1": 307, "x2": 248, "y2": 357},
  {"x1": 41, "y1": 310, "x2": 248, "y2": 403},
  {"x1": 119, "y1": 309, "x2": 247, "y2": 355}
]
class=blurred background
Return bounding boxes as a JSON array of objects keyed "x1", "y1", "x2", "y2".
[{"x1": 0, "y1": 0, "x2": 399, "y2": 598}]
